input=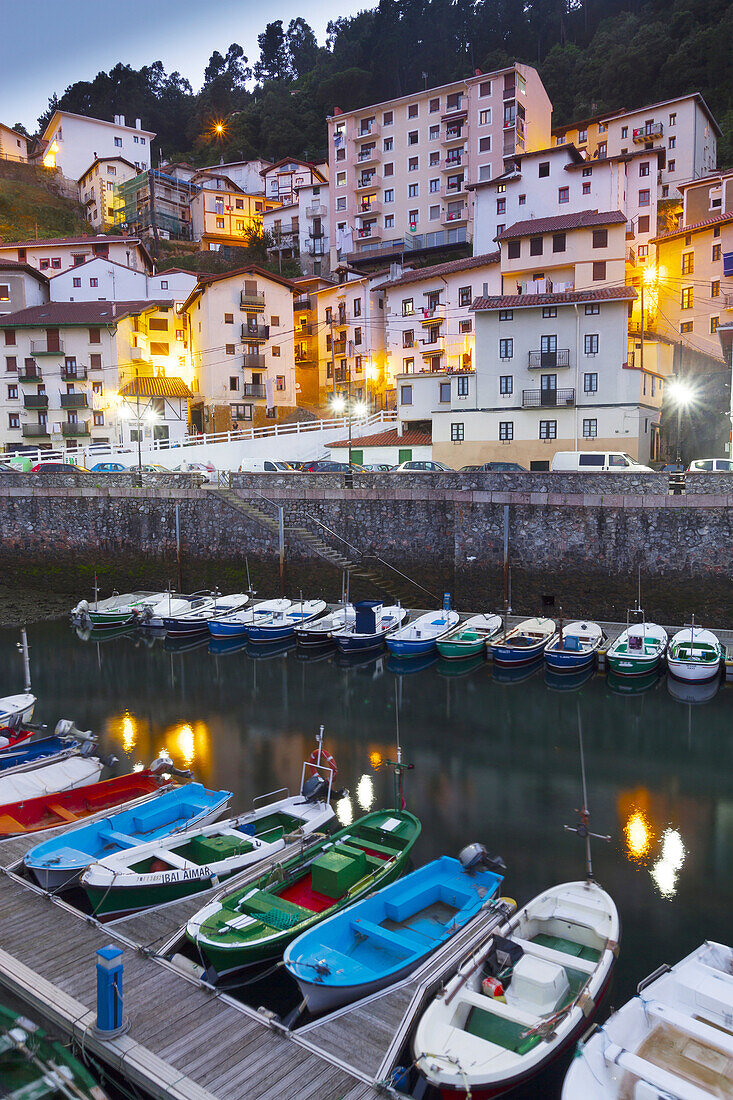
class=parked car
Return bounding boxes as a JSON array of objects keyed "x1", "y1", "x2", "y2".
[
  {"x1": 31, "y1": 462, "x2": 89, "y2": 473},
  {"x1": 658, "y1": 462, "x2": 686, "y2": 473},
  {"x1": 686, "y1": 459, "x2": 733, "y2": 472},
  {"x1": 477, "y1": 461, "x2": 528, "y2": 472},
  {"x1": 238, "y1": 460, "x2": 294, "y2": 472},
  {"x1": 90, "y1": 462, "x2": 127, "y2": 473},
  {"x1": 391, "y1": 460, "x2": 454, "y2": 472},
  {"x1": 122, "y1": 463, "x2": 170, "y2": 474},
  {"x1": 459, "y1": 464, "x2": 481, "y2": 472},
  {"x1": 300, "y1": 460, "x2": 364, "y2": 472},
  {"x1": 173, "y1": 461, "x2": 216, "y2": 482},
  {"x1": 284, "y1": 460, "x2": 306, "y2": 471},
  {"x1": 361, "y1": 463, "x2": 393, "y2": 472},
  {"x1": 550, "y1": 451, "x2": 653, "y2": 473}
]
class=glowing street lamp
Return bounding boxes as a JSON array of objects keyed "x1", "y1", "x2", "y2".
[{"x1": 666, "y1": 378, "x2": 697, "y2": 465}]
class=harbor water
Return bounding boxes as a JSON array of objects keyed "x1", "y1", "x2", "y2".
[{"x1": 1, "y1": 618, "x2": 731, "y2": 1094}]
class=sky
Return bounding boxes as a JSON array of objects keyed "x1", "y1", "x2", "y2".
[{"x1": 2, "y1": 0, "x2": 365, "y2": 133}]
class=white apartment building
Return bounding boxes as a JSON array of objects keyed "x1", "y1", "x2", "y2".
[
  {"x1": 472, "y1": 144, "x2": 664, "y2": 266},
  {"x1": 0, "y1": 123, "x2": 28, "y2": 163},
  {"x1": 0, "y1": 236, "x2": 152, "y2": 276},
  {"x1": 553, "y1": 94, "x2": 719, "y2": 201},
  {"x1": 313, "y1": 271, "x2": 387, "y2": 409},
  {"x1": 0, "y1": 263, "x2": 48, "y2": 316},
  {"x1": 77, "y1": 157, "x2": 138, "y2": 230},
  {"x1": 262, "y1": 178, "x2": 331, "y2": 277},
  {"x1": 49, "y1": 259, "x2": 197, "y2": 304},
  {"x1": 199, "y1": 159, "x2": 270, "y2": 193},
  {"x1": 182, "y1": 266, "x2": 297, "y2": 430},
  {"x1": 261, "y1": 159, "x2": 327, "y2": 205},
  {"x1": 327, "y1": 64, "x2": 552, "y2": 267},
  {"x1": 497, "y1": 209, "x2": 628, "y2": 294},
  {"x1": 38, "y1": 112, "x2": 155, "y2": 181}
]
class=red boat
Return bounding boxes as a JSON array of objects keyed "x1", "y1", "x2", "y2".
[
  {"x1": 0, "y1": 727, "x2": 34, "y2": 752},
  {"x1": 0, "y1": 769, "x2": 172, "y2": 837}
]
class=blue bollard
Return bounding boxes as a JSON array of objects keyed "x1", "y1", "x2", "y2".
[{"x1": 96, "y1": 945, "x2": 124, "y2": 1033}]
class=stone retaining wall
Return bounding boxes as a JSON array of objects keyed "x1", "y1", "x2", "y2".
[{"x1": 233, "y1": 471, "x2": 669, "y2": 494}]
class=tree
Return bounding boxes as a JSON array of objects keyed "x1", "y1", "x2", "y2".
[
  {"x1": 286, "y1": 18, "x2": 320, "y2": 79},
  {"x1": 254, "y1": 21, "x2": 291, "y2": 83}
]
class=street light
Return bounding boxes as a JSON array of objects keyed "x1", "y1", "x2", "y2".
[{"x1": 666, "y1": 379, "x2": 696, "y2": 465}]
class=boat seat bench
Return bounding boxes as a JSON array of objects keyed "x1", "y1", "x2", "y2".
[
  {"x1": 510, "y1": 935, "x2": 597, "y2": 974},
  {"x1": 384, "y1": 883, "x2": 472, "y2": 924},
  {"x1": 351, "y1": 918, "x2": 419, "y2": 955},
  {"x1": 98, "y1": 831, "x2": 141, "y2": 849}
]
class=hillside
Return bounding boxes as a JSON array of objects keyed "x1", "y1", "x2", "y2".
[{"x1": 0, "y1": 162, "x2": 89, "y2": 242}]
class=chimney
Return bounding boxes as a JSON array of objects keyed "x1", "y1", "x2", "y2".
[
  {"x1": 135, "y1": 118, "x2": 141, "y2": 130},
  {"x1": 474, "y1": 68, "x2": 483, "y2": 76},
  {"x1": 119, "y1": 114, "x2": 125, "y2": 128},
  {"x1": 333, "y1": 106, "x2": 342, "y2": 116},
  {"x1": 482, "y1": 282, "x2": 489, "y2": 296},
  {"x1": 397, "y1": 421, "x2": 403, "y2": 437}
]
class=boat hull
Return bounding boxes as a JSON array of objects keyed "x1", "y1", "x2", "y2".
[
  {"x1": 0, "y1": 771, "x2": 167, "y2": 837},
  {"x1": 491, "y1": 641, "x2": 550, "y2": 667},
  {"x1": 334, "y1": 632, "x2": 388, "y2": 653},
  {"x1": 436, "y1": 637, "x2": 486, "y2": 659},
  {"x1": 208, "y1": 619, "x2": 248, "y2": 638},
  {"x1": 544, "y1": 649, "x2": 597, "y2": 673},
  {"x1": 87, "y1": 611, "x2": 137, "y2": 628},
  {"x1": 297, "y1": 954, "x2": 424, "y2": 1015},
  {"x1": 386, "y1": 637, "x2": 440, "y2": 657},
  {"x1": 162, "y1": 617, "x2": 211, "y2": 636},
  {"x1": 606, "y1": 652, "x2": 661, "y2": 676},
  {"x1": 666, "y1": 655, "x2": 721, "y2": 683},
  {"x1": 84, "y1": 866, "x2": 242, "y2": 920}
]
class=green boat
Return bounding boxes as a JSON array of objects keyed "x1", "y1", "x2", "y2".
[
  {"x1": 71, "y1": 591, "x2": 168, "y2": 629},
  {"x1": 0, "y1": 1003, "x2": 108, "y2": 1099},
  {"x1": 186, "y1": 808, "x2": 421, "y2": 979},
  {"x1": 606, "y1": 609, "x2": 668, "y2": 677},
  {"x1": 436, "y1": 613, "x2": 503, "y2": 660}
]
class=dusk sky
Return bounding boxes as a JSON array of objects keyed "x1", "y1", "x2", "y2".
[{"x1": 3, "y1": 0, "x2": 364, "y2": 133}]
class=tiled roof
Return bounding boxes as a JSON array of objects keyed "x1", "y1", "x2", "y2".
[
  {"x1": 0, "y1": 300, "x2": 165, "y2": 327},
  {"x1": 193, "y1": 265, "x2": 298, "y2": 292},
  {"x1": 651, "y1": 210, "x2": 733, "y2": 243},
  {"x1": 0, "y1": 235, "x2": 144, "y2": 248},
  {"x1": 118, "y1": 376, "x2": 192, "y2": 398},
  {"x1": 373, "y1": 251, "x2": 500, "y2": 290},
  {"x1": 498, "y1": 210, "x2": 627, "y2": 239},
  {"x1": 0, "y1": 260, "x2": 48, "y2": 283},
  {"x1": 330, "y1": 427, "x2": 431, "y2": 449},
  {"x1": 472, "y1": 286, "x2": 637, "y2": 310}
]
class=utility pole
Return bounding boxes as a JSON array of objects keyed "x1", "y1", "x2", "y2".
[
  {"x1": 640, "y1": 279, "x2": 644, "y2": 374},
  {"x1": 329, "y1": 318, "x2": 337, "y2": 397},
  {"x1": 135, "y1": 369, "x2": 142, "y2": 487},
  {"x1": 347, "y1": 352, "x2": 353, "y2": 468}
]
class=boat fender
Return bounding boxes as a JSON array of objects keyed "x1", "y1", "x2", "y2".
[
  {"x1": 481, "y1": 976, "x2": 505, "y2": 999},
  {"x1": 608, "y1": 938, "x2": 620, "y2": 959}
]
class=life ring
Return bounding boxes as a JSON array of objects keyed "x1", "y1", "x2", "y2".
[{"x1": 307, "y1": 748, "x2": 337, "y2": 777}]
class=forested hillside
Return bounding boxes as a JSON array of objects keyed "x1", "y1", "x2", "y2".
[{"x1": 36, "y1": 0, "x2": 733, "y2": 168}]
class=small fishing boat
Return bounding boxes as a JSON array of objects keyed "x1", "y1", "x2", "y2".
[
  {"x1": 437, "y1": 614, "x2": 503, "y2": 660},
  {"x1": 0, "y1": 693, "x2": 36, "y2": 726},
  {"x1": 0, "y1": 767, "x2": 172, "y2": 838},
  {"x1": 544, "y1": 621, "x2": 604, "y2": 673},
  {"x1": 82, "y1": 758, "x2": 337, "y2": 919},
  {"x1": 667, "y1": 622, "x2": 723, "y2": 683},
  {"x1": 488, "y1": 618, "x2": 557, "y2": 667},
  {"x1": 414, "y1": 880, "x2": 619, "y2": 1099},
  {"x1": 162, "y1": 593, "x2": 249, "y2": 636},
  {"x1": 386, "y1": 608, "x2": 460, "y2": 658},
  {"x1": 285, "y1": 847, "x2": 506, "y2": 1015},
  {"x1": 137, "y1": 592, "x2": 209, "y2": 630},
  {"x1": 71, "y1": 590, "x2": 167, "y2": 629},
  {"x1": 294, "y1": 605, "x2": 355, "y2": 648},
  {"x1": 0, "y1": 755, "x2": 106, "y2": 806},
  {"x1": 187, "y1": 808, "x2": 421, "y2": 979},
  {"x1": 0, "y1": 732, "x2": 95, "y2": 777},
  {"x1": 0, "y1": 1002, "x2": 109, "y2": 1099},
  {"x1": 562, "y1": 940, "x2": 733, "y2": 1100},
  {"x1": 332, "y1": 601, "x2": 408, "y2": 654},
  {"x1": 25, "y1": 782, "x2": 231, "y2": 891},
  {"x1": 0, "y1": 725, "x2": 34, "y2": 751},
  {"x1": 606, "y1": 610, "x2": 667, "y2": 677},
  {"x1": 243, "y1": 599, "x2": 327, "y2": 643},
  {"x1": 208, "y1": 598, "x2": 292, "y2": 638}
]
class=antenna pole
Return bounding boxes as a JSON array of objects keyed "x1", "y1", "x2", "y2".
[
  {"x1": 18, "y1": 628, "x2": 31, "y2": 693},
  {"x1": 564, "y1": 704, "x2": 610, "y2": 881}
]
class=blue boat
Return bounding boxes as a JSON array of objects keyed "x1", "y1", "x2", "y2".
[
  {"x1": 243, "y1": 599, "x2": 327, "y2": 644},
  {"x1": 332, "y1": 602, "x2": 407, "y2": 654},
  {"x1": 544, "y1": 621, "x2": 604, "y2": 673},
  {"x1": 487, "y1": 617, "x2": 557, "y2": 667},
  {"x1": 385, "y1": 609, "x2": 460, "y2": 658},
  {"x1": 208, "y1": 599, "x2": 292, "y2": 639},
  {"x1": 285, "y1": 850, "x2": 505, "y2": 1014},
  {"x1": 25, "y1": 783, "x2": 231, "y2": 891},
  {"x1": 162, "y1": 593, "x2": 249, "y2": 636},
  {"x1": 0, "y1": 736, "x2": 87, "y2": 776}
]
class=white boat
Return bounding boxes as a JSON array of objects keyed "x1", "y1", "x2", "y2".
[
  {"x1": 244, "y1": 599, "x2": 328, "y2": 643},
  {"x1": 544, "y1": 622, "x2": 604, "y2": 674},
  {"x1": 332, "y1": 603, "x2": 408, "y2": 654},
  {"x1": 0, "y1": 693, "x2": 36, "y2": 726},
  {"x1": 294, "y1": 605, "x2": 356, "y2": 648},
  {"x1": 386, "y1": 609, "x2": 460, "y2": 657},
  {"x1": 71, "y1": 591, "x2": 167, "y2": 629},
  {"x1": 414, "y1": 880, "x2": 619, "y2": 1099},
  {"x1": 0, "y1": 756, "x2": 104, "y2": 804},
  {"x1": 667, "y1": 624, "x2": 723, "y2": 683},
  {"x1": 162, "y1": 593, "x2": 249, "y2": 636},
  {"x1": 138, "y1": 593, "x2": 209, "y2": 629},
  {"x1": 208, "y1": 598, "x2": 292, "y2": 639},
  {"x1": 562, "y1": 940, "x2": 733, "y2": 1100}
]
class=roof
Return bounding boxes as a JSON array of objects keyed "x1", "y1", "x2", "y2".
[
  {"x1": 677, "y1": 169, "x2": 733, "y2": 191},
  {"x1": 601, "y1": 93, "x2": 722, "y2": 137},
  {"x1": 330, "y1": 426, "x2": 432, "y2": 449},
  {"x1": 0, "y1": 261, "x2": 48, "y2": 284},
  {"x1": 0, "y1": 234, "x2": 146, "y2": 250},
  {"x1": 652, "y1": 210, "x2": 733, "y2": 243},
  {"x1": 260, "y1": 158, "x2": 327, "y2": 183},
  {"x1": 118, "y1": 376, "x2": 192, "y2": 398},
  {"x1": 472, "y1": 286, "x2": 637, "y2": 310},
  {"x1": 327, "y1": 65, "x2": 524, "y2": 120},
  {"x1": 43, "y1": 110, "x2": 156, "y2": 140},
  {"x1": 181, "y1": 264, "x2": 298, "y2": 312},
  {"x1": 373, "y1": 251, "x2": 501, "y2": 291},
  {"x1": 499, "y1": 209, "x2": 627, "y2": 239},
  {"x1": 552, "y1": 108, "x2": 623, "y2": 135},
  {"x1": 564, "y1": 146, "x2": 666, "y2": 169},
  {"x1": 77, "y1": 156, "x2": 138, "y2": 181},
  {"x1": 0, "y1": 300, "x2": 168, "y2": 327},
  {"x1": 191, "y1": 171, "x2": 245, "y2": 193},
  {"x1": 0, "y1": 123, "x2": 28, "y2": 141}
]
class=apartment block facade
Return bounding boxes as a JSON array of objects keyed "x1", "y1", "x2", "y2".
[
  {"x1": 48, "y1": 259, "x2": 196, "y2": 304},
  {"x1": 78, "y1": 157, "x2": 138, "y2": 230},
  {"x1": 261, "y1": 160, "x2": 327, "y2": 205},
  {"x1": 263, "y1": 179, "x2": 331, "y2": 277},
  {"x1": 189, "y1": 173, "x2": 279, "y2": 250},
  {"x1": 327, "y1": 65, "x2": 552, "y2": 268},
  {"x1": 114, "y1": 168, "x2": 201, "y2": 241},
  {"x1": 0, "y1": 263, "x2": 48, "y2": 317},
  {"x1": 313, "y1": 272, "x2": 387, "y2": 409},
  {"x1": 38, "y1": 111, "x2": 154, "y2": 181},
  {"x1": 0, "y1": 237, "x2": 152, "y2": 276}
]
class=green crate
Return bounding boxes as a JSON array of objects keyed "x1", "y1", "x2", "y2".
[{"x1": 312, "y1": 850, "x2": 365, "y2": 899}]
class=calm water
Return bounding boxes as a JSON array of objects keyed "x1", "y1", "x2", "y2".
[{"x1": 2, "y1": 618, "x2": 732, "y2": 1084}]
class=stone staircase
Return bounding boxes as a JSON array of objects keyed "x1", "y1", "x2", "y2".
[{"x1": 212, "y1": 488, "x2": 416, "y2": 604}]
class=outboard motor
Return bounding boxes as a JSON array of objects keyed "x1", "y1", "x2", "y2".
[
  {"x1": 301, "y1": 774, "x2": 329, "y2": 803},
  {"x1": 55, "y1": 719, "x2": 96, "y2": 744},
  {"x1": 150, "y1": 756, "x2": 192, "y2": 779},
  {"x1": 71, "y1": 599, "x2": 90, "y2": 621},
  {"x1": 459, "y1": 842, "x2": 507, "y2": 877}
]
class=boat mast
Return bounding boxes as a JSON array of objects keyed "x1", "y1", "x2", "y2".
[
  {"x1": 384, "y1": 680, "x2": 413, "y2": 810},
  {"x1": 564, "y1": 706, "x2": 610, "y2": 881},
  {"x1": 16, "y1": 628, "x2": 31, "y2": 693}
]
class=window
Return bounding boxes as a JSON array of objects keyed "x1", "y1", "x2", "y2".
[
  {"x1": 336, "y1": 196, "x2": 346, "y2": 210},
  {"x1": 499, "y1": 421, "x2": 513, "y2": 441},
  {"x1": 385, "y1": 214, "x2": 395, "y2": 228},
  {"x1": 90, "y1": 354, "x2": 101, "y2": 369},
  {"x1": 681, "y1": 252, "x2": 694, "y2": 274},
  {"x1": 638, "y1": 189, "x2": 650, "y2": 207},
  {"x1": 479, "y1": 136, "x2": 491, "y2": 152},
  {"x1": 583, "y1": 419, "x2": 597, "y2": 439},
  {"x1": 712, "y1": 280, "x2": 720, "y2": 297},
  {"x1": 336, "y1": 171, "x2": 346, "y2": 186},
  {"x1": 499, "y1": 310, "x2": 513, "y2": 322},
  {"x1": 402, "y1": 298, "x2": 414, "y2": 316},
  {"x1": 639, "y1": 161, "x2": 650, "y2": 177},
  {"x1": 584, "y1": 372, "x2": 598, "y2": 393},
  {"x1": 539, "y1": 420, "x2": 557, "y2": 439},
  {"x1": 5, "y1": 356, "x2": 16, "y2": 371},
  {"x1": 408, "y1": 158, "x2": 419, "y2": 173},
  {"x1": 479, "y1": 80, "x2": 492, "y2": 96},
  {"x1": 553, "y1": 233, "x2": 566, "y2": 253},
  {"x1": 272, "y1": 345, "x2": 280, "y2": 356},
  {"x1": 496, "y1": 198, "x2": 506, "y2": 215},
  {"x1": 669, "y1": 112, "x2": 676, "y2": 126},
  {"x1": 93, "y1": 411, "x2": 104, "y2": 427},
  {"x1": 114, "y1": 137, "x2": 122, "y2": 147},
  {"x1": 89, "y1": 327, "x2": 100, "y2": 344},
  {"x1": 402, "y1": 357, "x2": 414, "y2": 373},
  {"x1": 711, "y1": 316, "x2": 719, "y2": 334},
  {"x1": 276, "y1": 375, "x2": 286, "y2": 391},
  {"x1": 354, "y1": 326, "x2": 362, "y2": 346},
  {"x1": 216, "y1": 218, "x2": 225, "y2": 229},
  {"x1": 507, "y1": 240, "x2": 521, "y2": 259},
  {"x1": 582, "y1": 182, "x2": 591, "y2": 195},
  {"x1": 224, "y1": 312, "x2": 234, "y2": 324},
  {"x1": 538, "y1": 162, "x2": 550, "y2": 178},
  {"x1": 541, "y1": 307, "x2": 557, "y2": 319},
  {"x1": 229, "y1": 376, "x2": 238, "y2": 391},
  {"x1": 384, "y1": 162, "x2": 394, "y2": 177},
  {"x1": 226, "y1": 343, "x2": 235, "y2": 355},
  {"x1": 458, "y1": 286, "x2": 472, "y2": 307},
  {"x1": 409, "y1": 209, "x2": 418, "y2": 225},
  {"x1": 4, "y1": 330, "x2": 16, "y2": 347},
  {"x1": 592, "y1": 228, "x2": 608, "y2": 248},
  {"x1": 7, "y1": 384, "x2": 17, "y2": 399},
  {"x1": 51, "y1": 259, "x2": 61, "y2": 269},
  {"x1": 714, "y1": 226, "x2": 721, "y2": 238},
  {"x1": 500, "y1": 375, "x2": 513, "y2": 395},
  {"x1": 479, "y1": 110, "x2": 491, "y2": 125},
  {"x1": 407, "y1": 103, "x2": 419, "y2": 119},
  {"x1": 584, "y1": 333, "x2": 599, "y2": 355},
  {"x1": 457, "y1": 375, "x2": 469, "y2": 395},
  {"x1": 383, "y1": 110, "x2": 393, "y2": 125},
  {"x1": 558, "y1": 187, "x2": 569, "y2": 204},
  {"x1": 451, "y1": 423, "x2": 464, "y2": 442},
  {"x1": 408, "y1": 183, "x2": 419, "y2": 197},
  {"x1": 40, "y1": 259, "x2": 49, "y2": 271},
  {"x1": 585, "y1": 303, "x2": 600, "y2": 316},
  {"x1": 621, "y1": 126, "x2": 628, "y2": 139},
  {"x1": 680, "y1": 321, "x2": 693, "y2": 334},
  {"x1": 429, "y1": 151, "x2": 440, "y2": 167},
  {"x1": 70, "y1": 277, "x2": 81, "y2": 288},
  {"x1": 439, "y1": 382, "x2": 451, "y2": 402},
  {"x1": 383, "y1": 137, "x2": 393, "y2": 152},
  {"x1": 499, "y1": 338, "x2": 513, "y2": 359},
  {"x1": 530, "y1": 237, "x2": 543, "y2": 256},
  {"x1": 681, "y1": 287, "x2": 693, "y2": 309},
  {"x1": 712, "y1": 243, "x2": 721, "y2": 261},
  {"x1": 408, "y1": 132, "x2": 418, "y2": 147},
  {"x1": 429, "y1": 125, "x2": 439, "y2": 140},
  {"x1": 8, "y1": 414, "x2": 19, "y2": 429},
  {"x1": 402, "y1": 329, "x2": 414, "y2": 348},
  {"x1": 662, "y1": 185, "x2": 669, "y2": 198},
  {"x1": 400, "y1": 384, "x2": 413, "y2": 405},
  {"x1": 89, "y1": 277, "x2": 98, "y2": 288},
  {"x1": 429, "y1": 98, "x2": 439, "y2": 113},
  {"x1": 429, "y1": 206, "x2": 440, "y2": 221},
  {"x1": 668, "y1": 160, "x2": 675, "y2": 173},
  {"x1": 353, "y1": 298, "x2": 362, "y2": 317},
  {"x1": 592, "y1": 261, "x2": 606, "y2": 281}
]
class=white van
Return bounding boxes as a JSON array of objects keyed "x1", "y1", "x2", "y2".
[
  {"x1": 687, "y1": 458, "x2": 733, "y2": 472},
  {"x1": 551, "y1": 451, "x2": 653, "y2": 473},
  {"x1": 238, "y1": 459, "x2": 294, "y2": 472}
]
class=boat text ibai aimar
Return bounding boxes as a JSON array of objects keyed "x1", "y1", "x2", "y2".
[
  {"x1": 186, "y1": 809, "x2": 421, "y2": 979},
  {"x1": 284, "y1": 847, "x2": 506, "y2": 1015},
  {"x1": 606, "y1": 608, "x2": 668, "y2": 677}
]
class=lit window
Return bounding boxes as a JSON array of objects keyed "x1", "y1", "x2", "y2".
[
  {"x1": 681, "y1": 252, "x2": 694, "y2": 274},
  {"x1": 681, "y1": 287, "x2": 693, "y2": 309}
]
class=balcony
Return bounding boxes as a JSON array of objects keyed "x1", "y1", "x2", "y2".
[
  {"x1": 354, "y1": 121, "x2": 380, "y2": 140},
  {"x1": 307, "y1": 238, "x2": 326, "y2": 256},
  {"x1": 18, "y1": 365, "x2": 42, "y2": 383},
  {"x1": 528, "y1": 349, "x2": 571, "y2": 369},
  {"x1": 333, "y1": 339, "x2": 347, "y2": 356},
  {"x1": 295, "y1": 323, "x2": 314, "y2": 337},
  {"x1": 308, "y1": 225, "x2": 325, "y2": 239},
  {"x1": 356, "y1": 174, "x2": 380, "y2": 192},
  {"x1": 356, "y1": 200, "x2": 381, "y2": 217},
  {"x1": 441, "y1": 104, "x2": 467, "y2": 122},
  {"x1": 23, "y1": 394, "x2": 48, "y2": 409},
  {"x1": 295, "y1": 352, "x2": 317, "y2": 366},
  {"x1": 30, "y1": 340, "x2": 64, "y2": 356},
  {"x1": 243, "y1": 383, "x2": 266, "y2": 398},
  {"x1": 522, "y1": 388, "x2": 575, "y2": 408},
  {"x1": 442, "y1": 180, "x2": 467, "y2": 199},
  {"x1": 441, "y1": 127, "x2": 465, "y2": 146},
  {"x1": 633, "y1": 123, "x2": 663, "y2": 144},
  {"x1": 419, "y1": 304, "x2": 446, "y2": 324},
  {"x1": 357, "y1": 225, "x2": 381, "y2": 240},
  {"x1": 294, "y1": 294, "x2": 312, "y2": 310},
  {"x1": 357, "y1": 147, "x2": 381, "y2": 168},
  {"x1": 243, "y1": 353, "x2": 266, "y2": 369},
  {"x1": 61, "y1": 364, "x2": 87, "y2": 381},
  {"x1": 240, "y1": 324, "x2": 269, "y2": 342},
  {"x1": 306, "y1": 202, "x2": 327, "y2": 217},
  {"x1": 442, "y1": 205, "x2": 467, "y2": 226},
  {"x1": 240, "y1": 292, "x2": 266, "y2": 310},
  {"x1": 62, "y1": 420, "x2": 91, "y2": 436},
  {"x1": 60, "y1": 394, "x2": 89, "y2": 409},
  {"x1": 442, "y1": 156, "x2": 464, "y2": 172},
  {"x1": 22, "y1": 423, "x2": 50, "y2": 437}
]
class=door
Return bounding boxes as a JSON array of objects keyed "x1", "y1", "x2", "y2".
[
  {"x1": 540, "y1": 335, "x2": 557, "y2": 368},
  {"x1": 46, "y1": 328, "x2": 60, "y2": 353},
  {"x1": 540, "y1": 374, "x2": 557, "y2": 406},
  {"x1": 350, "y1": 449, "x2": 363, "y2": 466},
  {"x1": 398, "y1": 448, "x2": 412, "y2": 463}
]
